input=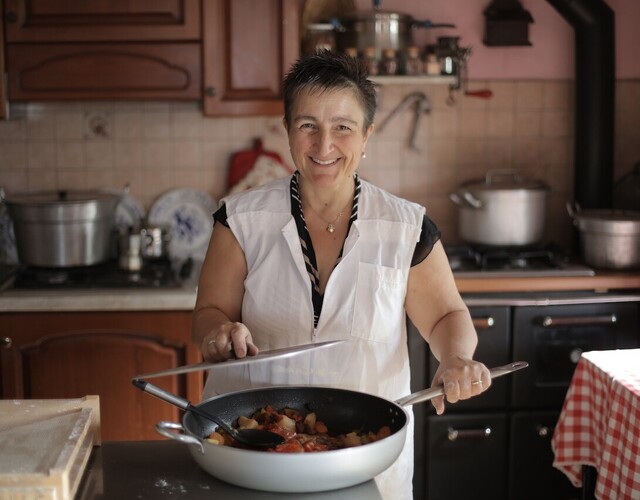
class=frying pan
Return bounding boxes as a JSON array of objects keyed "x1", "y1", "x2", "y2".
[{"x1": 155, "y1": 362, "x2": 527, "y2": 493}]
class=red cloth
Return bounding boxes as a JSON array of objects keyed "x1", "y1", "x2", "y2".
[{"x1": 551, "y1": 349, "x2": 640, "y2": 499}]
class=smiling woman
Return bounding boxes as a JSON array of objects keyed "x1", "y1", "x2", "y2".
[{"x1": 192, "y1": 50, "x2": 489, "y2": 499}]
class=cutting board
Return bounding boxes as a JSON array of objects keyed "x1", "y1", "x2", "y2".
[{"x1": 0, "y1": 396, "x2": 101, "y2": 500}]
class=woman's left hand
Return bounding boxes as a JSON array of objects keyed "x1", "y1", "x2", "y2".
[{"x1": 430, "y1": 355, "x2": 491, "y2": 415}]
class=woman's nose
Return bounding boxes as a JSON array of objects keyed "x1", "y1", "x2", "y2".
[{"x1": 316, "y1": 129, "x2": 333, "y2": 156}]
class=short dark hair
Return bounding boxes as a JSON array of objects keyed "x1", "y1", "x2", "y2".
[{"x1": 282, "y1": 50, "x2": 378, "y2": 133}]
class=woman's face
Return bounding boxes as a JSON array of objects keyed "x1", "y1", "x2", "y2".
[{"x1": 285, "y1": 87, "x2": 373, "y2": 190}]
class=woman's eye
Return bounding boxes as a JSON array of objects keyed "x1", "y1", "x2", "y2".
[
  {"x1": 299, "y1": 123, "x2": 316, "y2": 131},
  {"x1": 336, "y1": 125, "x2": 353, "y2": 133}
]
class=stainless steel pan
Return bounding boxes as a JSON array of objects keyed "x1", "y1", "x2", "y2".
[{"x1": 155, "y1": 361, "x2": 527, "y2": 493}]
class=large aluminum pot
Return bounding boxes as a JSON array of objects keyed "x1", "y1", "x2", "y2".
[
  {"x1": 567, "y1": 204, "x2": 640, "y2": 270},
  {"x1": 1, "y1": 188, "x2": 120, "y2": 267},
  {"x1": 449, "y1": 170, "x2": 549, "y2": 246},
  {"x1": 156, "y1": 386, "x2": 409, "y2": 493},
  {"x1": 335, "y1": 8, "x2": 455, "y2": 64}
]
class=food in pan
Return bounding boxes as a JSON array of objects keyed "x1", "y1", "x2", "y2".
[{"x1": 207, "y1": 405, "x2": 390, "y2": 452}]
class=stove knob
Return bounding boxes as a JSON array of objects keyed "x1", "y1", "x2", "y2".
[
  {"x1": 569, "y1": 348, "x2": 583, "y2": 364},
  {"x1": 1, "y1": 336, "x2": 12, "y2": 348}
]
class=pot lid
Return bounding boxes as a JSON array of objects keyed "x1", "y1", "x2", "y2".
[
  {"x1": 5, "y1": 189, "x2": 120, "y2": 205},
  {"x1": 339, "y1": 9, "x2": 414, "y2": 22},
  {"x1": 574, "y1": 208, "x2": 640, "y2": 222},
  {"x1": 461, "y1": 169, "x2": 548, "y2": 191}
]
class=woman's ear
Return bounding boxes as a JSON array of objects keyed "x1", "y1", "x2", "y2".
[{"x1": 282, "y1": 116, "x2": 289, "y2": 133}]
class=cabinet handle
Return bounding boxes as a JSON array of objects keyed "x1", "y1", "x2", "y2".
[
  {"x1": 205, "y1": 86, "x2": 217, "y2": 97},
  {"x1": 447, "y1": 427, "x2": 492, "y2": 441},
  {"x1": 541, "y1": 314, "x2": 617, "y2": 327},
  {"x1": 5, "y1": 12, "x2": 17, "y2": 23},
  {"x1": 472, "y1": 317, "x2": 494, "y2": 330},
  {"x1": 1, "y1": 336, "x2": 12, "y2": 348},
  {"x1": 536, "y1": 425, "x2": 555, "y2": 437}
]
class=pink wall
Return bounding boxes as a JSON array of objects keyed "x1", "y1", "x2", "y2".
[{"x1": 353, "y1": 0, "x2": 640, "y2": 79}]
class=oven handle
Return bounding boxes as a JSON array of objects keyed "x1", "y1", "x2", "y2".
[
  {"x1": 540, "y1": 314, "x2": 617, "y2": 327},
  {"x1": 447, "y1": 427, "x2": 492, "y2": 441},
  {"x1": 472, "y1": 316, "x2": 494, "y2": 330}
]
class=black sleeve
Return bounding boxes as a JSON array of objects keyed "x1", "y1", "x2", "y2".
[
  {"x1": 213, "y1": 203, "x2": 229, "y2": 227},
  {"x1": 411, "y1": 214, "x2": 441, "y2": 267}
]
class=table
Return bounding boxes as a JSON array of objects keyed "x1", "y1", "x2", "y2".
[
  {"x1": 75, "y1": 440, "x2": 384, "y2": 499},
  {"x1": 551, "y1": 349, "x2": 640, "y2": 500}
]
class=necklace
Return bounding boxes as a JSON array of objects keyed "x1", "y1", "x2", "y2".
[{"x1": 306, "y1": 199, "x2": 352, "y2": 233}]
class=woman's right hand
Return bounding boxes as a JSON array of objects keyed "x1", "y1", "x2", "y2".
[{"x1": 199, "y1": 321, "x2": 259, "y2": 363}]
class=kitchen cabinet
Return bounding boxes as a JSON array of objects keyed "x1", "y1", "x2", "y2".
[
  {"x1": 0, "y1": 0, "x2": 7, "y2": 118},
  {"x1": 3, "y1": 0, "x2": 201, "y2": 101},
  {"x1": 0, "y1": 310, "x2": 203, "y2": 442},
  {"x1": 202, "y1": 0, "x2": 300, "y2": 116}
]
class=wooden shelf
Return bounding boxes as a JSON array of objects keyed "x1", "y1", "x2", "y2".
[{"x1": 370, "y1": 75, "x2": 456, "y2": 85}]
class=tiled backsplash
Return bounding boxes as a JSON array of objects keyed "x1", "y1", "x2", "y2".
[{"x1": 1, "y1": 80, "x2": 638, "y2": 251}]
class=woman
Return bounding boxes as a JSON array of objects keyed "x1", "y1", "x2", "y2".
[{"x1": 193, "y1": 51, "x2": 489, "y2": 497}]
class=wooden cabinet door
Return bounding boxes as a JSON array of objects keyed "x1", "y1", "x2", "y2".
[
  {"x1": 202, "y1": 0, "x2": 300, "y2": 116},
  {"x1": 0, "y1": 0, "x2": 7, "y2": 118},
  {"x1": 7, "y1": 43, "x2": 202, "y2": 101},
  {"x1": 4, "y1": 0, "x2": 200, "y2": 41},
  {"x1": 0, "y1": 311, "x2": 203, "y2": 442}
]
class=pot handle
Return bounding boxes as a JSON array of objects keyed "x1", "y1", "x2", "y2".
[
  {"x1": 566, "y1": 201, "x2": 582, "y2": 221},
  {"x1": 156, "y1": 421, "x2": 205, "y2": 454},
  {"x1": 449, "y1": 191, "x2": 483, "y2": 209},
  {"x1": 485, "y1": 169, "x2": 521, "y2": 185},
  {"x1": 411, "y1": 20, "x2": 456, "y2": 29}
]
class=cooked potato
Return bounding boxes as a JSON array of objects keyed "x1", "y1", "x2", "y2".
[{"x1": 237, "y1": 416, "x2": 259, "y2": 429}]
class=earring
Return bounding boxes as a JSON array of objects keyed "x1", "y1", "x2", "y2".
[{"x1": 361, "y1": 152, "x2": 366, "y2": 159}]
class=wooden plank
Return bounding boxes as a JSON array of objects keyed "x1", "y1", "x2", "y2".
[{"x1": 0, "y1": 396, "x2": 100, "y2": 500}]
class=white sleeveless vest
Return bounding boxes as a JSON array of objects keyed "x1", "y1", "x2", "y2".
[
  {"x1": 201, "y1": 176, "x2": 424, "y2": 498},
  {"x1": 203, "y1": 175, "x2": 425, "y2": 401}
]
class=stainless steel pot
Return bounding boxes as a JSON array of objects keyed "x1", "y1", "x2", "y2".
[
  {"x1": 1, "y1": 188, "x2": 120, "y2": 267},
  {"x1": 449, "y1": 170, "x2": 549, "y2": 246},
  {"x1": 334, "y1": 7, "x2": 455, "y2": 64},
  {"x1": 567, "y1": 203, "x2": 640, "y2": 270}
]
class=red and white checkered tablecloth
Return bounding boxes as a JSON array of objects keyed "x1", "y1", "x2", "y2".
[{"x1": 552, "y1": 349, "x2": 640, "y2": 500}]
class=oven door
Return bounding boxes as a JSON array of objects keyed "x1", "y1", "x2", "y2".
[
  {"x1": 429, "y1": 306, "x2": 511, "y2": 410},
  {"x1": 512, "y1": 302, "x2": 638, "y2": 408}
]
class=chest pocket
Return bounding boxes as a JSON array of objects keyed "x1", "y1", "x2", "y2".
[{"x1": 351, "y1": 262, "x2": 408, "y2": 343}]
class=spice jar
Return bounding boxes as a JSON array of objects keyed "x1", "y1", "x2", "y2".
[
  {"x1": 379, "y1": 48, "x2": 399, "y2": 75},
  {"x1": 405, "y1": 46, "x2": 423, "y2": 75},
  {"x1": 302, "y1": 23, "x2": 336, "y2": 54},
  {"x1": 363, "y1": 47, "x2": 379, "y2": 76}
]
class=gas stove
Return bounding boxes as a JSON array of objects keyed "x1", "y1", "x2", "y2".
[
  {"x1": 445, "y1": 245, "x2": 595, "y2": 278},
  {"x1": 8, "y1": 258, "x2": 181, "y2": 290}
]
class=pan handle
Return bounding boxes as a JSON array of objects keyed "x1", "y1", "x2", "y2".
[
  {"x1": 156, "y1": 421, "x2": 205, "y2": 454},
  {"x1": 394, "y1": 361, "x2": 528, "y2": 407}
]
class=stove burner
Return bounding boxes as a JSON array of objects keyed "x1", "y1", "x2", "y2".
[
  {"x1": 13, "y1": 259, "x2": 179, "y2": 289},
  {"x1": 444, "y1": 245, "x2": 595, "y2": 277}
]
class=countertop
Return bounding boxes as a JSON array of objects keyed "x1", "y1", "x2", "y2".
[
  {"x1": 76, "y1": 440, "x2": 384, "y2": 499},
  {"x1": 0, "y1": 272, "x2": 639, "y2": 313}
]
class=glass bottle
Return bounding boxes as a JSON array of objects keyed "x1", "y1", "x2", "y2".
[
  {"x1": 379, "y1": 48, "x2": 398, "y2": 76},
  {"x1": 363, "y1": 47, "x2": 379, "y2": 76},
  {"x1": 405, "y1": 46, "x2": 423, "y2": 75},
  {"x1": 344, "y1": 47, "x2": 358, "y2": 59},
  {"x1": 425, "y1": 53, "x2": 442, "y2": 76}
]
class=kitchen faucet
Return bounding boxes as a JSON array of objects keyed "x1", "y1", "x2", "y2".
[{"x1": 376, "y1": 91, "x2": 431, "y2": 151}]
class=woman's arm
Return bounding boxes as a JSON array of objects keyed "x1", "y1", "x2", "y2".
[
  {"x1": 192, "y1": 223, "x2": 257, "y2": 362},
  {"x1": 405, "y1": 240, "x2": 490, "y2": 414}
]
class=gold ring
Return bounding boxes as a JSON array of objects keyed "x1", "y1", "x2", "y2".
[{"x1": 471, "y1": 380, "x2": 483, "y2": 386}]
